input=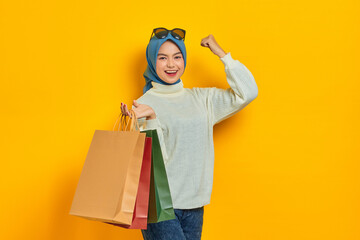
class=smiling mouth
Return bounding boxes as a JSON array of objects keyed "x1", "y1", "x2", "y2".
[{"x1": 165, "y1": 70, "x2": 178, "y2": 76}]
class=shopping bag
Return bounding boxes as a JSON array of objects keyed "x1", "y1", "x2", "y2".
[
  {"x1": 70, "y1": 110, "x2": 146, "y2": 225},
  {"x1": 106, "y1": 136, "x2": 152, "y2": 229},
  {"x1": 142, "y1": 129, "x2": 176, "y2": 223}
]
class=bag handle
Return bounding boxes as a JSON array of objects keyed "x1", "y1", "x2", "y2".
[
  {"x1": 112, "y1": 109, "x2": 140, "y2": 132},
  {"x1": 128, "y1": 109, "x2": 140, "y2": 131}
]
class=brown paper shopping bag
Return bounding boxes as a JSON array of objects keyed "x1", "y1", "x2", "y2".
[
  {"x1": 70, "y1": 110, "x2": 146, "y2": 225},
  {"x1": 106, "y1": 136, "x2": 152, "y2": 229}
]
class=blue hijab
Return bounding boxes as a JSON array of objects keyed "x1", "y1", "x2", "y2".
[{"x1": 143, "y1": 33, "x2": 187, "y2": 94}]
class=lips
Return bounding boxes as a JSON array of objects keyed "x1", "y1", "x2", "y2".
[{"x1": 165, "y1": 70, "x2": 178, "y2": 76}]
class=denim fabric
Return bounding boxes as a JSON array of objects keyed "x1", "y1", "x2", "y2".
[{"x1": 141, "y1": 207, "x2": 204, "y2": 240}]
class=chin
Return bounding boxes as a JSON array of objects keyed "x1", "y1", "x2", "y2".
[
  {"x1": 159, "y1": 76, "x2": 179, "y2": 84},
  {"x1": 159, "y1": 72, "x2": 183, "y2": 84},
  {"x1": 165, "y1": 79, "x2": 179, "y2": 84}
]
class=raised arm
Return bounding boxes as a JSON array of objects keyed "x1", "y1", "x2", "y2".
[
  {"x1": 199, "y1": 34, "x2": 258, "y2": 125},
  {"x1": 211, "y1": 53, "x2": 258, "y2": 125}
]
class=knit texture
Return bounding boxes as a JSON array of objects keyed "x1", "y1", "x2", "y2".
[{"x1": 134, "y1": 52, "x2": 258, "y2": 209}]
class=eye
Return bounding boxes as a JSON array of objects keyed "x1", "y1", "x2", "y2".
[
  {"x1": 175, "y1": 55, "x2": 182, "y2": 59},
  {"x1": 158, "y1": 57, "x2": 166, "y2": 60}
]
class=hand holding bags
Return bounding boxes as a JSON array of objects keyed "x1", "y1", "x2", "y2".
[{"x1": 70, "y1": 110, "x2": 146, "y2": 225}]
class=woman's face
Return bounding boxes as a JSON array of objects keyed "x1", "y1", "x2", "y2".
[{"x1": 156, "y1": 40, "x2": 185, "y2": 84}]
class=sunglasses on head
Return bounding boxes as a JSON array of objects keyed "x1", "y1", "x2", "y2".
[{"x1": 150, "y1": 28, "x2": 186, "y2": 42}]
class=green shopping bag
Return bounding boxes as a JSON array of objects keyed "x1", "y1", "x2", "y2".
[{"x1": 141, "y1": 129, "x2": 175, "y2": 223}]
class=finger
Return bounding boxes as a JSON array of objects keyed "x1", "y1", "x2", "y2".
[
  {"x1": 121, "y1": 102, "x2": 125, "y2": 114},
  {"x1": 133, "y1": 99, "x2": 139, "y2": 107},
  {"x1": 132, "y1": 108, "x2": 140, "y2": 119},
  {"x1": 126, "y1": 105, "x2": 132, "y2": 117},
  {"x1": 201, "y1": 35, "x2": 209, "y2": 41},
  {"x1": 201, "y1": 41, "x2": 210, "y2": 47},
  {"x1": 124, "y1": 104, "x2": 129, "y2": 115},
  {"x1": 122, "y1": 103, "x2": 128, "y2": 116},
  {"x1": 123, "y1": 103, "x2": 127, "y2": 115}
]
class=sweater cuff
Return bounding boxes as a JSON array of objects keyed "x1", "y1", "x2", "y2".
[
  {"x1": 220, "y1": 52, "x2": 235, "y2": 68},
  {"x1": 145, "y1": 118, "x2": 160, "y2": 129}
]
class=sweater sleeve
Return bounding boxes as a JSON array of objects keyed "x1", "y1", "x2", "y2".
[{"x1": 206, "y1": 52, "x2": 258, "y2": 125}]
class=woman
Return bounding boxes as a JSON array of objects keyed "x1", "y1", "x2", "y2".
[{"x1": 121, "y1": 28, "x2": 258, "y2": 240}]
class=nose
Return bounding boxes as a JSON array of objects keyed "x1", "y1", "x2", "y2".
[{"x1": 167, "y1": 58, "x2": 175, "y2": 68}]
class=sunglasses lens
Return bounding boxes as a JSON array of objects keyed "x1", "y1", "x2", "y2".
[
  {"x1": 172, "y1": 29, "x2": 185, "y2": 40},
  {"x1": 151, "y1": 28, "x2": 186, "y2": 41},
  {"x1": 154, "y1": 29, "x2": 168, "y2": 39}
]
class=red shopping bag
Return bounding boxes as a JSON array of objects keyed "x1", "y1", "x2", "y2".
[{"x1": 106, "y1": 135, "x2": 152, "y2": 229}]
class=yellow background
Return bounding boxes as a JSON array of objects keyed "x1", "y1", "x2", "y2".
[{"x1": 1, "y1": 0, "x2": 359, "y2": 239}]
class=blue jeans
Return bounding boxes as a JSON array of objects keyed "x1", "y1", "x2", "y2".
[{"x1": 141, "y1": 207, "x2": 204, "y2": 240}]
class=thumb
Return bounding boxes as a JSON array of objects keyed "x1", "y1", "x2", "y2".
[
  {"x1": 133, "y1": 100, "x2": 140, "y2": 107},
  {"x1": 200, "y1": 39, "x2": 209, "y2": 47}
]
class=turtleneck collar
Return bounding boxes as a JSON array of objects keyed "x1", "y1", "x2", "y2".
[{"x1": 150, "y1": 80, "x2": 184, "y2": 94}]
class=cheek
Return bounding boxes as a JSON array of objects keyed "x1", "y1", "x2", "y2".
[
  {"x1": 156, "y1": 62, "x2": 164, "y2": 75},
  {"x1": 178, "y1": 60, "x2": 185, "y2": 72}
]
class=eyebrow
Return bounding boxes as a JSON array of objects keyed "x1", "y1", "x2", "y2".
[{"x1": 157, "y1": 52, "x2": 182, "y2": 57}]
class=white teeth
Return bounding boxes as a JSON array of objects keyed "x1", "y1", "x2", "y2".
[{"x1": 165, "y1": 70, "x2": 177, "y2": 73}]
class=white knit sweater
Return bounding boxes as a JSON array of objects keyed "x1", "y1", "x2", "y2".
[{"x1": 134, "y1": 52, "x2": 258, "y2": 209}]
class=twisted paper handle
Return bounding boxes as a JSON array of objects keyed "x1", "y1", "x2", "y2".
[{"x1": 112, "y1": 109, "x2": 140, "y2": 131}]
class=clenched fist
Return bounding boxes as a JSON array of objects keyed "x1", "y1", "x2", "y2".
[{"x1": 200, "y1": 34, "x2": 226, "y2": 58}]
